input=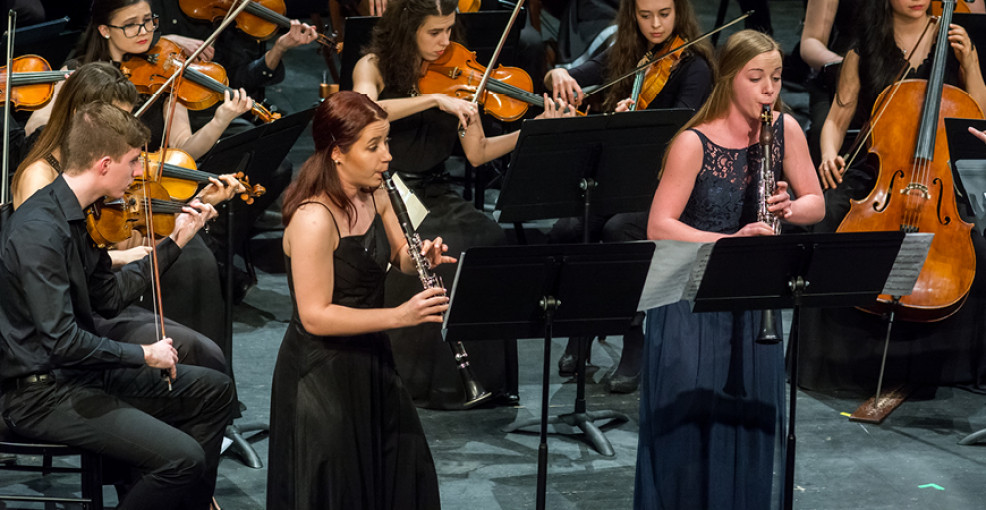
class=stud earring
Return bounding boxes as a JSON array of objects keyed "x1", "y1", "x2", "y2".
[{"x1": 103, "y1": 33, "x2": 110, "y2": 39}]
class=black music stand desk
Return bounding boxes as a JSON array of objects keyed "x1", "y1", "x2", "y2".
[
  {"x1": 443, "y1": 242, "x2": 654, "y2": 510},
  {"x1": 682, "y1": 231, "x2": 930, "y2": 510},
  {"x1": 198, "y1": 107, "x2": 314, "y2": 469},
  {"x1": 496, "y1": 109, "x2": 694, "y2": 225}
]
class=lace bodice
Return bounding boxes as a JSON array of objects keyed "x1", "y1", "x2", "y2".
[{"x1": 679, "y1": 114, "x2": 786, "y2": 234}]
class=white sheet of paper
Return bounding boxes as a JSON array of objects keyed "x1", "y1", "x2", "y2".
[
  {"x1": 637, "y1": 240, "x2": 714, "y2": 311},
  {"x1": 882, "y1": 232, "x2": 933, "y2": 295}
]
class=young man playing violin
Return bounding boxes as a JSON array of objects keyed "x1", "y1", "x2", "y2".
[{"x1": 0, "y1": 102, "x2": 234, "y2": 510}]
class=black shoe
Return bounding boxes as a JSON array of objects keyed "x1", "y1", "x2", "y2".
[
  {"x1": 558, "y1": 353, "x2": 577, "y2": 377},
  {"x1": 605, "y1": 373, "x2": 640, "y2": 393}
]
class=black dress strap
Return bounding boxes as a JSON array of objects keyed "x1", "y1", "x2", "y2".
[
  {"x1": 299, "y1": 201, "x2": 341, "y2": 240},
  {"x1": 45, "y1": 154, "x2": 62, "y2": 174}
]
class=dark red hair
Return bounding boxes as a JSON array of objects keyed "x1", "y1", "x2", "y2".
[{"x1": 282, "y1": 91, "x2": 388, "y2": 228}]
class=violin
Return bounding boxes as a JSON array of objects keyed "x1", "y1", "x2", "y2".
[
  {"x1": 178, "y1": 0, "x2": 337, "y2": 49},
  {"x1": 1, "y1": 55, "x2": 68, "y2": 111},
  {"x1": 85, "y1": 195, "x2": 140, "y2": 248},
  {"x1": 458, "y1": 0, "x2": 481, "y2": 13},
  {"x1": 141, "y1": 148, "x2": 266, "y2": 203},
  {"x1": 629, "y1": 35, "x2": 685, "y2": 111},
  {"x1": 837, "y1": 0, "x2": 978, "y2": 321},
  {"x1": 84, "y1": 181, "x2": 183, "y2": 246},
  {"x1": 121, "y1": 37, "x2": 280, "y2": 123},
  {"x1": 419, "y1": 42, "x2": 578, "y2": 121}
]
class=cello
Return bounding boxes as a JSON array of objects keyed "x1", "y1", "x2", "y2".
[{"x1": 836, "y1": 0, "x2": 980, "y2": 321}]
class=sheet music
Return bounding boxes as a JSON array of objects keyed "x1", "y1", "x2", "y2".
[
  {"x1": 392, "y1": 173, "x2": 429, "y2": 229},
  {"x1": 882, "y1": 233, "x2": 933, "y2": 295},
  {"x1": 637, "y1": 240, "x2": 713, "y2": 311}
]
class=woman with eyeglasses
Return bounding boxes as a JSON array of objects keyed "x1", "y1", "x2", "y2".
[{"x1": 26, "y1": 0, "x2": 254, "y2": 160}]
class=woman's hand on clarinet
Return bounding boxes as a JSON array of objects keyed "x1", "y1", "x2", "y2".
[
  {"x1": 545, "y1": 68, "x2": 583, "y2": 106},
  {"x1": 397, "y1": 287, "x2": 449, "y2": 326},
  {"x1": 767, "y1": 181, "x2": 793, "y2": 219},
  {"x1": 197, "y1": 175, "x2": 247, "y2": 206},
  {"x1": 419, "y1": 236, "x2": 457, "y2": 268},
  {"x1": 732, "y1": 222, "x2": 777, "y2": 237},
  {"x1": 215, "y1": 88, "x2": 254, "y2": 125},
  {"x1": 817, "y1": 153, "x2": 845, "y2": 190}
]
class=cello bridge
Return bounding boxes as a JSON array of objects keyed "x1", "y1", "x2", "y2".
[{"x1": 900, "y1": 183, "x2": 930, "y2": 199}]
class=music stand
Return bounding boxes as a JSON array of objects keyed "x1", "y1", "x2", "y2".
[
  {"x1": 689, "y1": 231, "x2": 928, "y2": 510},
  {"x1": 945, "y1": 117, "x2": 986, "y2": 233},
  {"x1": 443, "y1": 242, "x2": 654, "y2": 510},
  {"x1": 943, "y1": 116, "x2": 986, "y2": 445},
  {"x1": 0, "y1": 17, "x2": 76, "y2": 68},
  {"x1": 495, "y1": 109, "x2": 693, "y2": 223},
  {"x1": 198, "y1": 108, "x2": 314, "y2": 469},
  {"x1": 491, "y1": 109, "x2": 690, "y2": 454},
  {"x1": 338, "y1": 11, "x2": 525, "y2": 91}
]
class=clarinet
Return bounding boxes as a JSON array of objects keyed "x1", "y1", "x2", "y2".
[
  {"x1": 381, "y1": 171, "x2": 493, "y2": 407},
  {"x1": 756, "y1": 104, "x2": 782, "y2": 344},
  {"x1": 757, "y1": 104, "x2": 781, "y2": 235}
]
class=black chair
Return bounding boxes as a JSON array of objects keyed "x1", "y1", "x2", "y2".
[{"x1": 0, "y1": 420, "x2": 104, "y2": 509}]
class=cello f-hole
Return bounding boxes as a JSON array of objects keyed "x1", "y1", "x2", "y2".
[
  {"x1": 874, "y1": 170, "x2": 905, "y2": 212},
  {"x1": 933, "y1": 177, "x2": 952, "y2": 225}
]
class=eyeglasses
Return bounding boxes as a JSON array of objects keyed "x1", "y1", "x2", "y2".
[{"x1": 105, "y1": 14, "x2": 159, "y2": 38}]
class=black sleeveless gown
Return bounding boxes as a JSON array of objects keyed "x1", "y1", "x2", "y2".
[
  {"x1": 636, "y1": 119, "x2": 787, "y2": 510},
  {"x1": 266, "y1": 207, "x2": 440, "y2": 509}
]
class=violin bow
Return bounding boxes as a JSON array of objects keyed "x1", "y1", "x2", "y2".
[
  {"x1": 2, "y1": 10, "x2": 16, "y2": 204},
  {"x1": 841, "y1": 16, "x2": 937, "y2": 171},
  {"x1": 460, "y1": 0, "x2": 526, "y2": 136},
  {"x1": 134, "y1": 0, "x2": 253, "y2": 119},
  {"x1": 581, "y1": 12, "x2": 750, "y2": 100},
  {"x1": 138, "y1": 1, "x2": 256, "y2": 390}
]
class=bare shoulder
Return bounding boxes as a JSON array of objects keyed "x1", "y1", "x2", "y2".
[{"x1": 284, "y1": 200, "x2": 338, "y2": 257}]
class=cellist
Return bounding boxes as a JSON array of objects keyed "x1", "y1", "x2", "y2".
[
  {"x1": 351, "y1": 0, "x2": 573, "y2": 410},
  {"x1": 800, "y1": 0, "x2": 986, "y2": 392},
  {"x1": 541, "y1": 0, "x2": 713, "y2": 393}
]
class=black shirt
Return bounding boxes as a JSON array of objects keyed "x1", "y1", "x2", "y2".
[{"x1": 0, "y1": 176, "x2": 182, "y2": 381}]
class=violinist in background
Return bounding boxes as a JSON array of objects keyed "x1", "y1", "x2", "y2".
[
  {"x1": 0, "y1": 101, "x2": 234, "y2": 510},
  {"x1": 351, "y1": 0, "x2": 573, "y2": 410},
  {"x1": 542, "y1": 0, "x2": 712, "y2": 393},
  {"x1": 25, "y1": 0, "x2": 255, "y2": 160},
  {"x1": 639, "y1": 30, "x2": 822, "y2": 509},
  {"x1": 12, "y1": 62, "x2": 232, "y2": 373},
  {"x1": 798, "y1": 0, "x2": 986, "y2": 394},
  {"x1": 148, "y1": 0, "x2": 319, "y2": 124},
  {"x1": 148, "y1": 0, "x2": 320, "y2": 303}
]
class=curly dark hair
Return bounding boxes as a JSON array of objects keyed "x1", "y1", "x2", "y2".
[
  {"x1": 603, "y1": 0, "x2": 713, "y2": 110},
  {"x1": 363, "y1": 0, "x2": 458, "y2": 97}
]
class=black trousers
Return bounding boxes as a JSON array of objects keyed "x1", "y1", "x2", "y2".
[
  {"x1": 94, "y1": 306, "x2": 227, "y2": 374},
  {"x1": 0, "y1": 366, "x2": 234, "y2": 510}
]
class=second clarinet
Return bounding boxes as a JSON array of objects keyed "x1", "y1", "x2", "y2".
[{"x1": 381, "y1": 170, "x2": 493, "y2": 408}]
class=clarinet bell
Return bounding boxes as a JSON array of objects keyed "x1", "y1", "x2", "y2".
[{"x1": 756, "y1": 309, "x2": 782, "y2": 344}]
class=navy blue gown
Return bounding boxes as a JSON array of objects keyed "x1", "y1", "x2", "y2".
[{"x1": 635, "y1": 117, "x2": 787, "y2": 510}]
